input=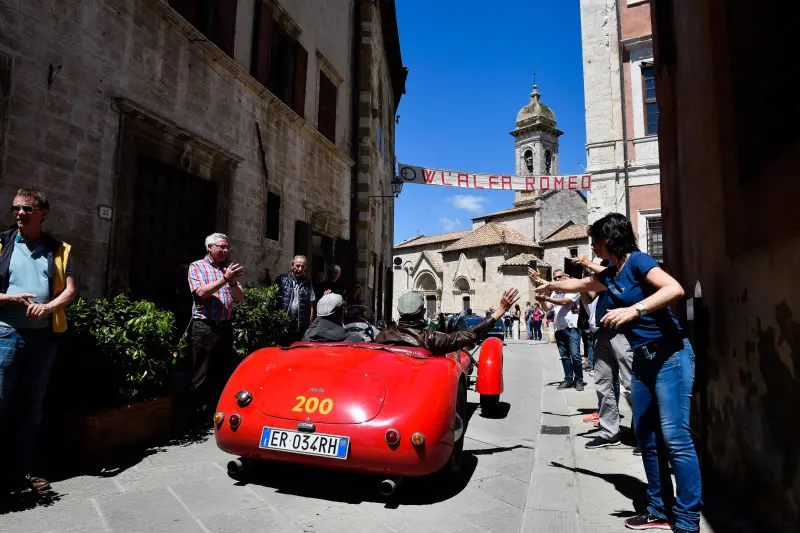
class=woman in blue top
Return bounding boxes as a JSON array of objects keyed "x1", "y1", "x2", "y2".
[{"x1": 528, "y1": 213, "x2": 701, "y2": 533}]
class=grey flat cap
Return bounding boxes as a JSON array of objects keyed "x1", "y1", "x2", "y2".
[
  {"x1": 398, "y1": 291, "x2": 425, "y2": 316},
  {"x1": 316, "y1": 293, "x2": 345, "y2": 317}
]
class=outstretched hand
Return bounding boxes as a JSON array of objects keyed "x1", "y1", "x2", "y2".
[{"x1": 499, "y1": 288, "x2": 520, "y2": 311}]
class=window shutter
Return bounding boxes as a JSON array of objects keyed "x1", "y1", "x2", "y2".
[
  {"x1": 215, "y1": 0, "x2": 238, "y2": 57},
  {"x1": 317, "y1": 72, "x2": 337, "y2": 143},
  {"x1": 292, "y1": 43, "x2": 308, "y2": 118},
  {"x1": 294, "y1": 220, "x2": 311, "y2": 259},
  {"x1": 251, "y1": 1, "x2": 273, "y2": 87}
]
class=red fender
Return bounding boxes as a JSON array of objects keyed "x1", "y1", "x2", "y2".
[{"x1": 475, "y1": 337, "x2": 504, "y2": 395}]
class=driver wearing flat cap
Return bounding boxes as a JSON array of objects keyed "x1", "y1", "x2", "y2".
[
  {"x1": 376, "y1": 288, "x2": 519, "y2": 356},
  {"x1": 302, "y1": 293, "x2": 364, "y2": 343}
]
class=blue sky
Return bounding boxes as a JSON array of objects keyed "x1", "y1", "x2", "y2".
[{"x1": 392, "y1": 0, "x2": 586, "y2": 244}]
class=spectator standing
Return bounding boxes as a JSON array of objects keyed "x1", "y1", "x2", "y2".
[
  {"x1": 530, "y1": 213, "x2": 701, "y2": 533},
  {"x1": 531, "y1": 302, "x2": 545, "y2": 340},
  {"x1": 322, "y1": 264, "x2": 345, "y2": 296},
  {"x1": 536, "y1": 269, "x2": 584, "y2": 390},
  {"x1": 513, "y1": 304, "x2": 522, "y2": 339},
  {"x1": 523, "y1": 301, "x2": 534, "y2": 339},
  {"x1": 187, "y1": 233, "x2": 244, "y2": 420},
  {"x1": 276, "y1": 255, "x2": 316, "y2": 344},
  {"x1": 0, "y1": 188, "x2": 77, "y2": 494}
]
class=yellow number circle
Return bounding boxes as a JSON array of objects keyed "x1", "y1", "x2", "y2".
[
  {"x1": 305, "y1": 396, "x2": 319, "y2": 413},
  {"x1": 319, "y1": 398, "x2": 333, "y2": 415}
]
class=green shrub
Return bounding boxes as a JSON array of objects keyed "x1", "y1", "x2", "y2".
[
  {"x1": 232, "y1": 284, "x2": 290, "y2": 358},
  {"x1": 64, "y1": 294, "x2": 187, "y2": 407}
]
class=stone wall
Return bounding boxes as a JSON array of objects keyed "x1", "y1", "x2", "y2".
[
  {"x1": 0, "y1": 0, "x2": 356, "y2": 297},
  {"x1": 654, "y1": 0, "x2": 798, "y2": 530},
  {"x1": 538, "y1": 191, "x2": 588, "y2": 241}
]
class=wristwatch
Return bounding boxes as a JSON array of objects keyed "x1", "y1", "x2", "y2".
[{"x1": 635, "y1": 302, "x2": 648, "y2": 316}]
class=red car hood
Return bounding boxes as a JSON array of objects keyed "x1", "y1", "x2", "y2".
[{"x1": 253, "y1": 357, "x2": 387, "y2": 424}]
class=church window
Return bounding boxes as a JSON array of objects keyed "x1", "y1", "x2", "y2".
[
  {"x1": 523, "y1": 150, "x2": 533, "y2": 174},
  {"x1": 569, "y1": 247, "x2": 578, "y2": 258},
  {"x1": 642, "y1": 65, "x2": 659, "y2": 135},
  {"x1": 545, "y1": 150, "x2": 552, "y2": 174},
  {"x1": 478, "y1": 258, "x2": 486, "y2": 282}
]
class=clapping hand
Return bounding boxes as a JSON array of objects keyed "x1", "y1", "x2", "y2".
[
  {"x1": 224, "y1": 263, "x2": 245, "y2": 283},
  {"x1": 528, "y1": 267, "x2": 551, "y2": 293},
  {"x1": 27, "y1": 302, "x2": 54, "y2": 321}
]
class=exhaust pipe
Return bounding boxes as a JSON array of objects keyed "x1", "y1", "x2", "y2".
[
  {"x1": 378, "y1": 476, "x2": 402, "y2": 496},
  {"x1": 227, "y1": 458, "x2": 252, "y2": 475}
]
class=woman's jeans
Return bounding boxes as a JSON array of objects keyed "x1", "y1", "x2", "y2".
[
  {"x1": 631, "y1": 338, "x2": 702, "y2": 531},
  {"x1": 532, "y1": 320, "x2": 542, "y2": 340},
  {"x1": 0, "y1": 326, "x2": 58, "y2": 484}
]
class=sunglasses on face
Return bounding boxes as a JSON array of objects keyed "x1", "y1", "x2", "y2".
[
  {"x1": 11, "y1": 205, "x2": 37, "y2": 214},
  {"x1": 553, "y1": 275, "x2": 563, "y2": 280}
]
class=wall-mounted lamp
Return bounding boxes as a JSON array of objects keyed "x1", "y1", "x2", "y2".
[{"x1": 369, "y1": 176, "x2": 404, "y2": 202}]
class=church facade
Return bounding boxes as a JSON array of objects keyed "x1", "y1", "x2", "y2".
[{"x1": 390, "y1": 84, "x2": 589, "y2": 320}]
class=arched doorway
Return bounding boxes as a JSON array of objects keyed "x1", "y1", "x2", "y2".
[{"x1": 414, "y1": 272, "x2": 439, "y2": 319}]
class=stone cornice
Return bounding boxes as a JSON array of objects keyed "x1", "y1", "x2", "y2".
[
  {"x1": 510, "y1": 123, "x2": 564, "y2": 138},
  {"x1": 148, "y1": 0, "x2": 354, "y2": 169}
]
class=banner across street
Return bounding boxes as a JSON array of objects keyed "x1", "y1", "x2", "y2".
[{"x1": 397, "y1": 163, "x2": 592, "y2": 192}]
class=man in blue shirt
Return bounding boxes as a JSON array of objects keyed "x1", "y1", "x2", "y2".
[{"x1": 0, "y1": 188, "x2": 76, "y2": 495}]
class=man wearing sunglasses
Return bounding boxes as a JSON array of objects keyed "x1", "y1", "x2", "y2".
[
  {"x1": 0, "y1": 188, "x2": 76, "y2": 495},
  {"x1": 536, "y1": 269, "x2": 584, "y2": 391}
]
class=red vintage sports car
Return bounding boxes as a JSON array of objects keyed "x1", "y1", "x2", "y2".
[{"x1": 213, "y1": 336, "x2": 504, "y2": 495}]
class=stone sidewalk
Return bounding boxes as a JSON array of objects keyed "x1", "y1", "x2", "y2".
[{"x1": 522, "y1": 338, "x2": 760, "y2": 533}]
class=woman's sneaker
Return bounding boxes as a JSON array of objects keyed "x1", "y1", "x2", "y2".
[
  {"x1": 624, "y1": 513, "x2": 671, "y2": 530},
  {"x1": 585, "y1": 435, "x2": 621, "y2": 449}
]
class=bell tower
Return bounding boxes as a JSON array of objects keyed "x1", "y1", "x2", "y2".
[{"x1": 510, "y1": 80, "x2": 564, "y2": 206}]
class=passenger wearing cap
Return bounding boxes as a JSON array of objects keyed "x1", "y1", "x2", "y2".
[
  {"x1": 302, "y1": 293, "x2": 364, "y2": 343},
  {"x1": 376, "y1": 288, "x2": 520, "y2": 356}
]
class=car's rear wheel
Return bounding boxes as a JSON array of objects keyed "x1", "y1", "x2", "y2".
[
  {"x1": 480, "y1": 393, "x2": 500, "y2": 414},
  {"x1": 439, "y1": 381, "x2": 467, "y2": 479}
]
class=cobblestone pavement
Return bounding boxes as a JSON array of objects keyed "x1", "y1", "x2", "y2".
[{"x1": 0, "y1": 340, "x2": 754, "y2": 532}]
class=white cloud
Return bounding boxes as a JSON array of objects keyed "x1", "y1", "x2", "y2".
[
  {"x1": 447, "y1": 195, "x2": 489, "y2": 213},
  {"x1": 440, "y1": 217, "x2": 461, "y2": 232}
]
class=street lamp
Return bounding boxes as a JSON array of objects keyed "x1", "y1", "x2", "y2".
[{"x1": 369, "y1": 176, "x2": 404, "y2": 200}]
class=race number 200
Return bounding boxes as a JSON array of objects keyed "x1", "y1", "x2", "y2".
[{"x1": 292, "y1": 395, "x2": 334, "y2": 415}]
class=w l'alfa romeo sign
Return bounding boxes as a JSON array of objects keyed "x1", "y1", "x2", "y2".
[{"x1": 398, "y1": 163, "x2": 591, "y2": 191}]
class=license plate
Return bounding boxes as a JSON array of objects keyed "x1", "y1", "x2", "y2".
[{"x1": 259, "y1": 427, "x2": 349, "y2": 460}]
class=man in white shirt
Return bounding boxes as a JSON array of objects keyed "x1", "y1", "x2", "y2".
[{"x1": 536, "y1": 270, "x2": 584, "y2": 390}]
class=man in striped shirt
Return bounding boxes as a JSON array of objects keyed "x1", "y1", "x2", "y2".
[{"x1": 187, "y1": 232, "x2": 244, "y2": 419}]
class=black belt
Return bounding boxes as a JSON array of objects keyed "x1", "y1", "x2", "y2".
[{"x1": 634, "y1": 337, "x2": 685, "y2": 358}]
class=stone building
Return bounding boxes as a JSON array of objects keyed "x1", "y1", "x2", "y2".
[
  {"x1": 0, "y1": 0, "x2": 405, "y2": 321},
  {"x1": 651, "y1": 0, "x2": 798, "y2": 530},
  {"x1": 579, "y1": 0, "x2": 663, "y2": 261},
  {"x1": 390, "y1": 83, "x2": 587, "y2": 320}
]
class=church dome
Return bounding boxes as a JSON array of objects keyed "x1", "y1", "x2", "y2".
[{"x1": 516, "y1": 83, "x2": 556, "y2": 127}]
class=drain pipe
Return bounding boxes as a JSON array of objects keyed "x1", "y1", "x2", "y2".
[{"x1": 615, "y1": 0, "x2": 631, "y2": 218}]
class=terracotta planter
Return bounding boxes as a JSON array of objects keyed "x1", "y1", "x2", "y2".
[{"x1": 62, "y1": 395, "x2": 175, "y2": 459}]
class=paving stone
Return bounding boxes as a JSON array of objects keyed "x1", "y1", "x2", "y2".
[
  {"x1": 0, "y1": 498, "x2": 104, "y2": 533},
  {"x1": 94, "y1": 487, "x2": 203, "y2": 532},
  {"x1": 201, "y1": 507, "x2": 302, "y2": 533},
  {"x1": 526, "y1": 469, "x2": 578, "y2": 513},
  {"x1": 49, "y1": 475, "x2": 123, "y2": 499},
  {"x1": 471, "y1": 474, "x2": 528, "y2": 509},
  {"x1": 169, "y1": 477, "x2": 266, "y2": 519},
  {"x1": 115, "y1": 461, "x2": 227, "y2": 492},
  {"x1": 521, "y1": 509, "x2": 581, "y2": 533},
  {"x1": 464, "y1": 503, "x2": 523, "y2": 532}
]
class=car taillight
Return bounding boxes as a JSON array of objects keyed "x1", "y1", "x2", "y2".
[
  {"x1": 411, "y1": 432, "x2": 425, "y2": 446},
  {"x1": 229, "y1": 413, "x2": 241, "y2": 429},
  {"x1": 384, "y1": 428, "x2": 400, "y2": 446},
  {"x1": 214, "y1": 412, "x2": 224, "y2": 427}
]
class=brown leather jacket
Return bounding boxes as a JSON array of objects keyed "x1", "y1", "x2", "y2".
[{"x1": 375, "y1": 317, "x2": 498, "y2": 356}]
